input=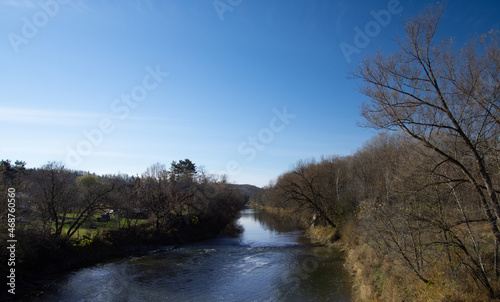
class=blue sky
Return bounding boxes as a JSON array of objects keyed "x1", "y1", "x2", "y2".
[{"x1": 1, "y1": 0, "x2": 499, "y2": 187}]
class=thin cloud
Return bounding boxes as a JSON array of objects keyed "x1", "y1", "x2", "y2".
[
  {"x1": 0, "y1": 107, "x2": 164, "y2": 126},
  {"x1": 1, "y1": 146, "x2": 66, "y2": 155},
  {"x1": 0, "y1": 107, "x2": 108, "y2": 126},
  {"x1": 0, "y1": 0, "x2": 37, "y2": 9},
  {"x1": 0, "y1": 147, "x2": 157, "y2": 163}
]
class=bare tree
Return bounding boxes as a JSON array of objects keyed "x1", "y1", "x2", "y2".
[
  {"x1": 352, "y1": 3, "x2": 500, "y2": 258},
  {"x1": 66, "y1": 174, "x2": 115, "y2": 239},
  {"x1": 107, "y1": 174, "x2": 140, "y2": 229},
  {"x1": 275, "y1": 160, "x2": 338, "y2": 229},
  {"x1": 30, "y1": 162, "x2": 78, "y2": 237},
  {"x1": 137, "y1": 163, "x2": 171, "y2": 234},
  {"x1": 351, "y1": 4, "x2": 500, "y2": 297}
]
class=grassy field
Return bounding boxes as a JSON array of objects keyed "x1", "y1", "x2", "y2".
[{"x1": 57, "y1": 213, "x2": 149, "y2": 239}]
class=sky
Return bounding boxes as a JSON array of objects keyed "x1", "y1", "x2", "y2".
[{"x1": 1, "y1": 0, "x2": 499, "y2": 187}]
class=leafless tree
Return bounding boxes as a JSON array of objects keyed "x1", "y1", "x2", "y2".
[
  {"x1": 275, "y1": 160, "x2": 339, "y2": 229},
  {"x1": 137, "y1": 163, "x2": 172, "y2": 234},
  {"x1": 352, "y1": 3, "x2": 500, "y2": 296},
  {"x1": 66, "y1": 174, "x2": 115, "y2": 239},
  {"x1": 30, "y1": 162, "x2": 78, "y2": 237}
]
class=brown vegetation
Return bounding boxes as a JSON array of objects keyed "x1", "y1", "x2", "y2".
[{"x1": 255, "y1": 4, "x2": 500, "y2": 300}]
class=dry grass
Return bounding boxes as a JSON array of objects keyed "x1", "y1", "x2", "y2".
[
  {"x1": 341, "y1": 220, "x2": 499, "y2": 302},
  {"x1": 253, "y1": 205, "x2": 500, "y2": 301},
  {"x1": 305, "y1": 225, "x2": 337, "y2": 245},
  {"x1": 344, "y1": 241, "x2": 498, "y2": 302}
]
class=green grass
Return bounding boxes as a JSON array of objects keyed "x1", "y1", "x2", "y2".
[{"x1": 54, "y1": 214, "x2": 149, "y2": 239}]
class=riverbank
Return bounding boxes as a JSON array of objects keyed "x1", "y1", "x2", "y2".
[
  {"x1": 338, "y1": 220, "x2": 500, "y2": 302},
  {"x1": 248, "y1": 204, "x2": 498, "y2": 301},
  {"x1": 3, "y1": 218, "x2": 243, "y2": 302},
  {"x1": 249, "y1": 204, "x2": 340, "y2": 245},
  {"x1": 27, "y1": 207, "x2": 351, "y2": 301},
  {"x1": 251, "y1": 201, "x2": 500, "y2": 302}
]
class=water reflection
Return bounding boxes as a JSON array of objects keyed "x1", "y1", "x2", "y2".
[
  {"x1": 247, "y1": 208, "x2": 302, "y2": 233},
  {"x1": 239, "y1": 208, "x2": 304, "y2": 248},
  {"x1": 35, "y1": 207, "x2": 351, "y2": 301}
]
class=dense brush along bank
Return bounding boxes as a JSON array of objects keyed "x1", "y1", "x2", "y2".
[
  {"x1": 2, "y1": 208, "x2": 243, "y2": 301},
  {"x1": 12, "y1": 207, "x2": 351, "y2": 301}
]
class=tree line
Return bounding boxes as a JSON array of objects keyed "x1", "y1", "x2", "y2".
[
  {"x1": 254, "y1": 4, "x2": 500, "y2": 300},
  {"x1": 0, "y1": 158, "x2": 245, "y2": 289}
]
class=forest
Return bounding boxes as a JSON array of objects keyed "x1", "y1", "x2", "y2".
[
  {"x1": 252, "y1": 5, "x2": 500, "y2": 301},
  {"x1": 0, "y1": 158, "x2": 247, "y2": 297}
]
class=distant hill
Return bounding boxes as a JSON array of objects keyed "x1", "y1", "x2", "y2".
[{"x1": 230, "y1": 184, "x2": 261, "y2": 203}]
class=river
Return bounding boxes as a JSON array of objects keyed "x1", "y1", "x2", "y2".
[{"x1": 34, "y1": 207, "x2": 351, "y2": 301}]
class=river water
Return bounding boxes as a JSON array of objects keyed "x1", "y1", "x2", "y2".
[{"x1": 35, "y1": 207, "x2": 351, "y2": 301}]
